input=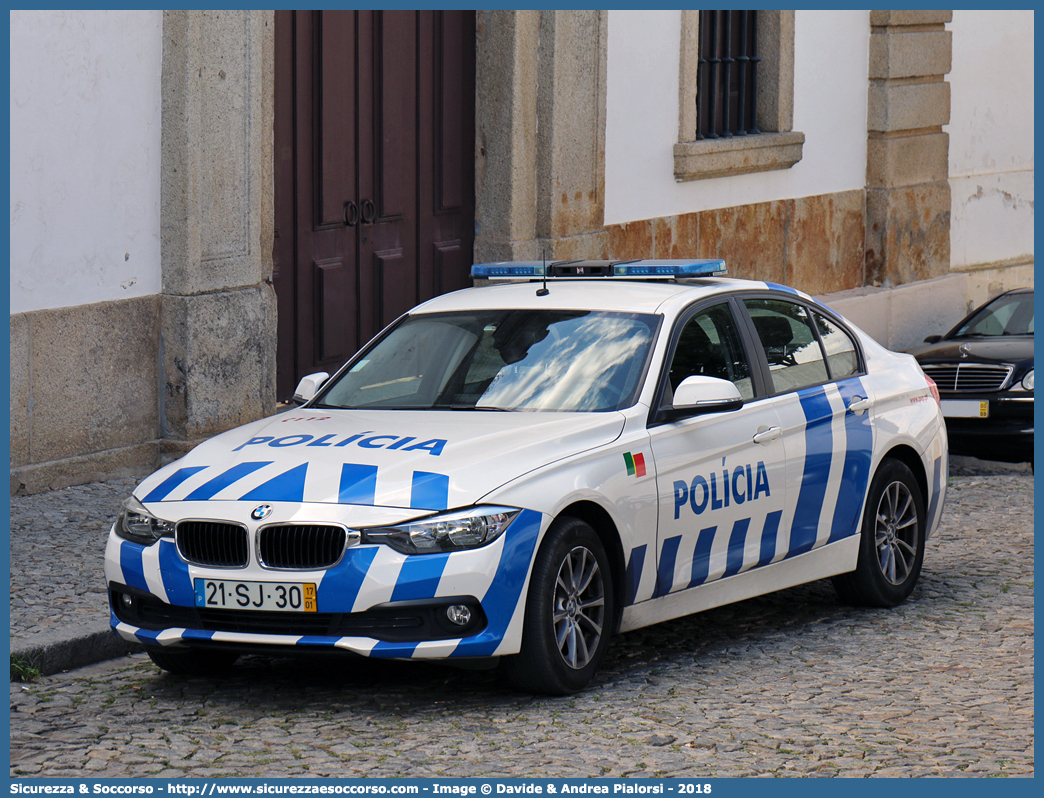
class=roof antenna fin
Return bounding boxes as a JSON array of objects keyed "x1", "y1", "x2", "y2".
[{"x1": 536, "y1": 249, "x2": 549, "y2": 296}]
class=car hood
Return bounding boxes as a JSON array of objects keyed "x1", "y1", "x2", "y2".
[
  {"x1": 910, "y1": 336, "x2": 1034, "y2": 365},
  {"x1": 135, "y1": 409, "x2": 626, "y2": 515}
]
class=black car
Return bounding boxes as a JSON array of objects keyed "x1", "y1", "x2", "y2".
[{"x1": 911, "y1": 288, "x2": 1033, "y2": 464}]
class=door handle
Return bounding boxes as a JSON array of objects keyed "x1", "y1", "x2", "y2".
[
  {"x1": 344, "y1": 200, "x2": 359, "y2": 227},
  {"x1": 753, "y1": 425, "x2": 782, "y2": 444},
  {"x1": 361, "y1": 198, "x2": 376, "y2": 224},
  {"x1": 848, "y1": 396, "x2": 873, "y2": 415}
]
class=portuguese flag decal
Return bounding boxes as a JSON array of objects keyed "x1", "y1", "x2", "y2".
[{"x1": 623, "y1": 451, "x2": 647, "y2": 478}]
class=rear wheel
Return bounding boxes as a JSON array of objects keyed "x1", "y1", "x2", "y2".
[
  {"x1": 501, "y1": 517, "x2": 614, "y2": 695},
  {"x1": 147, "y1": 648, "x2": 239, "y2": 677},
  {"x1": 833, "y1": 458, "x2": 926, "y2": 607}
]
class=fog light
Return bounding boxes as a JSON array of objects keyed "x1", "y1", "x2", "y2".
[
  {"x1": 121, "y1": 593, "x2": 134, "y2": 609},
  {"x1": 446, "y1": 604, "x2": 472, "y2": 626}
]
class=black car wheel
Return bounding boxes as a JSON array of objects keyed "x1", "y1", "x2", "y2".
[
  {"x1": 501, "y1": 517, "x2": 614, "y2": 695},
  {"x1": 147, "y1": 648, "x2": 239, "y2": 677},
  {"x1": 833, "y1": 458, "x2": 926, "y2": 608}
]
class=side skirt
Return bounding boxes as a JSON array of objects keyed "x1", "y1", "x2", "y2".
[{"x1": 619, "y1": 535, "x2": 860, "y2": 633}]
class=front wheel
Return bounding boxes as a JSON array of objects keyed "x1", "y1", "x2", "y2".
[
  {"x1": 833, "y1": 458, "x2": 926, "y2": 607},
  {"x1": 500, "y1": 517, "x2": 614, "y2": 695}
]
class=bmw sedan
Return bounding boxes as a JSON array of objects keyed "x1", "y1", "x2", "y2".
[{"x1": 106, "y1": 260, "x2": 948, "y2": 694}]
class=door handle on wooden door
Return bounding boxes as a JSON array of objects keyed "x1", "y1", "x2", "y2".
[
  {"x1": 344, "y1": 200, "x2": 359, "y2": 226},
  {"x1": 361, "y1": 199, "x2": 376, "y2": 224}
]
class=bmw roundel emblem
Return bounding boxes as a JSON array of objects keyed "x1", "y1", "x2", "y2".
[{"x1": 251, "y1": 504, "x2": 273, "y2": 521}]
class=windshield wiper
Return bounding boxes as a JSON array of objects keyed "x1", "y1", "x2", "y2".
[{"x1": 433, "y1": 404, "x2": 512, "y2": 411}]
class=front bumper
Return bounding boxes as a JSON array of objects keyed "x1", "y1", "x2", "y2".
[
  {"x1": 941, "y1": 393, "x2": 1033, "y2": 462},
  {"x1": 105, "y1": 508, "x2": 543, "y2": 659}
]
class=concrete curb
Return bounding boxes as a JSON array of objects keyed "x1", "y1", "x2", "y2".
[{"x1": 11, "y1": 623, "x2": 143, "y2": 677}]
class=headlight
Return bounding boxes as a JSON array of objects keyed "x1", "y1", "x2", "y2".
[
  {"x1": 1021, "y1": 369, "x2": 1034, "y2": 391},
  {"x1": 115, "y1": 496, "x2": 175, "y2": 545},
  {"x1": 362, "y1": 506, "x2": 520, "y2": 555}
]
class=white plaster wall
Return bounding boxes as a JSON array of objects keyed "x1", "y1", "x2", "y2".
[
  {"x1": 9, "y1": 10, "x2": 163, "y2": 315},
  {"x1": 604, "y1": 9, "x2": 869, "y2": 225},
  {"x1": 947, "y1": 10, "x2": 1034, "y2": 271}
]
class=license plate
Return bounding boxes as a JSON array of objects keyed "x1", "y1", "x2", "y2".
[
  {"x1": 194, "y1": 579, "x2": 317, "y2": 612},
  {"x1": 941, "y1": 399, "x2": 989, "y2": 418}
]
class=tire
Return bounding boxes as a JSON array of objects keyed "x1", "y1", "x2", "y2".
[
  {"x1": 147, "y1": 647, "x2": 239, "y2": 677},
  {"x1": 833, "y1": 458, "x2": 926, "y2": 608},
  {"x1": 500, "y1": 517, "x2": 614, "y2": 695}
]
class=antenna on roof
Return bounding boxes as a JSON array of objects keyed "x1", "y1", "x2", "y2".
[{"x1": 536, "y1": 249, "x2": 549, "y2": 296}]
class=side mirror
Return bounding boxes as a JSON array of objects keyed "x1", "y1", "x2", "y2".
[
  {"x1": 292, "y1": 372, "x2": 330, "y2": 405},
  {"x1": 923, "y1": 334, "x2": 942, "y2": 344},
  {"x1": 657, "y1": 375, "x2": 743, "y2": 423}
]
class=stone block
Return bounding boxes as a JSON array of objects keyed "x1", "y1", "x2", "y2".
[
  {"x1": 674, "y1": 132, "x2": 804, "y2": 182},
  {"x1": 870, "y1": 10, "x2": 952, "y2": 28},
  {"x1": 868, "y1": 81, "x2": 950, "y2": 132},
  {"x1": 161, "y1": 285, "x2": 278, "y2": 441},
  {"x1": 536, "y1": 10, "x2": 606, "y2": 240},
  {"x1": 27, "y1": 296, "x2": 160, "y2": 465},
  {"x1": 161, "y1": 10, "x2": 274, "y2": 297},
  {"x1": 11, "y1": 441, "x2": 159, "y2": 496},
  {"x1": 606, "y1": 219, "x2": 654, "y2": 260},
  {"x1": 475, "y1": 11, "x2": 540, "y2": 244},
  {"x1": 549, "y1": 231, "x2": 609, "y2": 261},
  {"x1": 964, "y1": 262, "x2": 1036, "y2": 314},
  {"x1": 866, "y1": 182, "x2": 951, "y2": 287},
  {"x1": 786, "y1": 190, "x2": 866, "y2": 295},
  {"x1": 652, "y1": 213, "x2": 701, "y2": 260},
  {"x1": 889, "y1": 274, "x2": 970, "y2": 350},
  {"x1": 697, "y1": 200, "x2": 788, "y2": 284},
  {"x1": 10, "y1": 314, "x2": 30, "y2": 467},
  {"x1": 867, "y1": 132, "x2": 949, "y2": 188},
  {"x1": 869, "y1": 30, "x2": 952, "y2": 79}
]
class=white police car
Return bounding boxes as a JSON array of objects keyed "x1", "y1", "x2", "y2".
[{"x1": 106, "y1": 260, "x2": 948, "y2": 694}]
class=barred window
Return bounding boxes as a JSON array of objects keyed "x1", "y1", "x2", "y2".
[{"x1": 696, "y1": 10, "x2": 759, "y2": 139}]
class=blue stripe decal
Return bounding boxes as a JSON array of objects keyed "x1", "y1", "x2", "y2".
[
  {"x1": 239, "y1": 463, "x2": 308, "y2": 503},
  {"x1": 410, "y1": 471, "x2": 450, "y2": 510},
  {"x1": 184, "y1": 462, "x2": 272, "y2": 501},
  {"x1": 623, "y1": 544, "x2": 647, "y2": 606},
  {"x1": 370, "y1": 641, "x2": 420, "y2": 659},
  {"x1": 132, "y1": 627, "x2": 166, "y2": 644},
  {"x1": 158, "y1": 539, "x2": 194, "y2": 606},
  {"x1": 828, "y1": 377, "x2": 874, "y2": 543},
  {"x1": 142, "y1": 466, "x2": 208, "y2": 502},
  {"x1": 296, "y1": 636, "x2": 340, "y2": 647},
  {"x1": 654, "y1": 536, "x2": 682, "y2": 598},
  {"x1": 391, "y1": 554, "x2": 451, "y2": 602},
  {"x1": 723, "y1": 518, "x2": 751, "y2": 578},
  {"x1": 756, "y1": 510, "x2": 783, "y2": 567},
  {"x1": 926, "y1": 455, "x2": 943, "y2": 531},
  {"x1": 788, "y1": 387, "x2": 834, "y2": 558},
  {"x1": 315, "y1": 547, "x2": 380, "y2": 612},
  {"x1": 765, "y1": 282, "x2": 801, "y2": 297},
  {"x1": 119, "y1": 542, "x2": 149, "y2": 592},
  {"x1": 452, "y1": 509, "x2": 542, "y2": 657},
  {"x1": 686, "y1": 526, "x2": 717, "y2": 588},
  {"x1": 181, "y1": 629, "x2": 217, "y2": 642},
  {"x1": 338, "y1": 464, "x2": 379, "y2": 505}
]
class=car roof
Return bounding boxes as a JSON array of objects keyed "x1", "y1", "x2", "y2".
[{"x1": 410, "y1": 277, "x2": 800, "y2": 316}]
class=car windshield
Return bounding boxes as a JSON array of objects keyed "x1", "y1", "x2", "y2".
[
  {"x1": 952, "y1": 292, "x2": 1034, "y2": 338},
  {"x1": 316, "y1": 309, "x2": 659, "y2": 412}
]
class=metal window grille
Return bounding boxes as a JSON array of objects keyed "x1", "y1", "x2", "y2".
[{"x1": 696, "y1": 10, "x2": 760, "y2": 139}]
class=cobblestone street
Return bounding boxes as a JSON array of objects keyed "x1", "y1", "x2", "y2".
[{"x1": 9, "y1": 472, "x2": 1034, "y2": 778}]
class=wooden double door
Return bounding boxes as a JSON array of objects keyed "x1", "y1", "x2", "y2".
[{"x1": 274, "y1": 11, "x2": 476, "y2": 399}]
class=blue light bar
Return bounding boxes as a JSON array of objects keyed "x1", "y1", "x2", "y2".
[
  {"x1": 613, "y1": 259, "x2": 727, "y2": 277},
  {"x1": 471, "y1": 259, "x2": 728, "y2": 280},
  {"x1": 471, "y1": 262, "x2": 545, "y2": 278}
]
